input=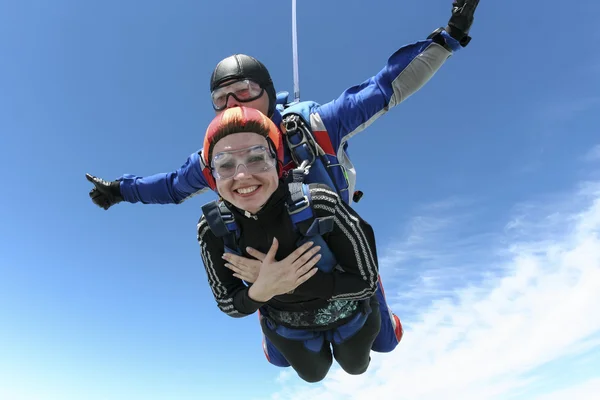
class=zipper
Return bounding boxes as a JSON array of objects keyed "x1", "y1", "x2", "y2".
[{"x1": 244, "y1": 210, "x2": 258, "y2": 220}]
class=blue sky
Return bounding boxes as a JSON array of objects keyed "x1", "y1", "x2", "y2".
[{"x1": 1, "y1": 0, "x2": 600, "y2": 399}]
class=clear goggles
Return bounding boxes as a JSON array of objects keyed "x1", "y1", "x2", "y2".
[
  {"x1": 211, "y1": 79, "x2": 264, "y2": 111},
  {"x1": 211, "y1": 145, "x2": 277, "y2": 180}
]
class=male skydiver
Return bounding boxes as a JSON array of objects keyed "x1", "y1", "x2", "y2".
[{"x1": 86, "y1": 1, "x2": 480, "y2": 209}]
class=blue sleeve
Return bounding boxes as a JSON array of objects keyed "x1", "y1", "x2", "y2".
[
  {"x1": 118, "y1": 150, "x2": 210, "y2": 204},
  {"x1": 316, "y1": 31, "x2": 461, "y2": 151}
]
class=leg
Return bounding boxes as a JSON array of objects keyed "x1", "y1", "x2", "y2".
[
  {"x1": 258, "y1": 311, "x2": 290, "y2": 367},
  {"x1": 260, "y1": 316, "x2": 333, "y2": 383},
  {"x1": 262, "y1": 334, "x2": 291, "y2": 367},
  {"x1": 332, "y1": 295, "x2": 381, "y2": 375},
  {"x1": 371, "y1": 275, "x2": 404, "y2": 353}
]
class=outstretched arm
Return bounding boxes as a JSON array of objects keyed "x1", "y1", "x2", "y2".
[
  {"x1": 315, "y1": 31, "x2": 460, "y2": 151},
  {"x1": 118, "y1": 151, "x2": 210, "y2": 204},
  {"x1": 87, "y1": 150, "x2": 211, "y2": 209},
  {"x1": 314, "y1": 1, "x2": 480, "y2": 150}
]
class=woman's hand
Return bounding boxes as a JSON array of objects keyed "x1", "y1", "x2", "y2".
[
  {"x1": 223, "y1": 244, "x2": 290, "y2": 283},
  {"x1": 223, "y1": 253, "x2": 262, "y2": 283},
  {"x1": 248, "y1": 238, "x2": 321, "y2": 302}
]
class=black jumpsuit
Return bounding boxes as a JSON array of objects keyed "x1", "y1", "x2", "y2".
[{"x1": 197, "y1": 182, "x2": 381, "y2": 382}]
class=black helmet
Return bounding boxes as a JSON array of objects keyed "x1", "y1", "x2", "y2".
[{"x1": 210, "y1": 54, "x2": 277, "y2": 117}]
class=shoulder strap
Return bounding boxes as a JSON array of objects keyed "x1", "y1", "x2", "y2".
[
  {"x1": 201, "y1": 200, "x2": 242, "y2": 255},
  {"x1": 288, "y1": 183, "x2": 335, "y2": 236},
  {"x1": 286, "y1": 181, "x2": 314, "y2": 228},
  {"x1": 285, "y1": 182, "x2": 337, "y2": 273}
]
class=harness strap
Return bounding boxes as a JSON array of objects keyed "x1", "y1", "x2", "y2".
[
  {"x1": 281, "y1": 106, "x2": 351, "y2": 203},
  {"x1": 201, "y1": 201, "x2": 230, "y2": 237},
  {"x1": 286, "y1": 181, "x2": 313, "y2": 226},
  {"x1": 262, "y1": 299, "x2": 373, "y2": 347},
  {"x1": 285, "y1": 180, "x2": 337, "y2": 273},
  {"x1": 283, "y1": 113, "x2": 320, "y2": 168},
  {"x1": 201, "y1": 200, "x2": 241, "y2": 255}
]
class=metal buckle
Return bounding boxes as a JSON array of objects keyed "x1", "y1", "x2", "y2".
[
  {"x1": 219, "y1": 204, "x2": 235, "y2": 224},
  {"x1": 287, "y1": 195, "x2": 310, "y2": 215},
  {"x1": 283, "y1": 114, "x2": 317, "y2": 166}
]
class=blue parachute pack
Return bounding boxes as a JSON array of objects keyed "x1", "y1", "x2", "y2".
[
  {"x1": 275, "y1": 92, "x2": 362, "y2": 205},
  {"x1": 201, "y1": 94, "x2": 401, "y2": 367}
]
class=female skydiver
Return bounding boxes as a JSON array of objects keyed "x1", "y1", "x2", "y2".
[{"x1": 197, "y1": 106, "x2": 382, "y2": 383}]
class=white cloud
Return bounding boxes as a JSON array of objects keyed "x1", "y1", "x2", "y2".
[
  {"x1": 534, "y1": 378, "x2": 600, "y2": 400},
  {"x1": 271, "y1": 178, "x2": 600, "y2": 400},
  {"x1": 377, "y1": 196, "x2": 505, "y2": 321},
  {"x1": 276, "y1": 369, "x2": 294, "y2": 384}
]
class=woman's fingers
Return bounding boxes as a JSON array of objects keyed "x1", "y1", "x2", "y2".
[
  {"x1": 291, "y1": 245, "x2": 322, "y2": 268},
  {"x1": 289, "y1": 254, "x2": 322, "y2": 292},
  {"x1": 295, "y1": 267, "x2": 318, "y2": 286},
  {"x1": 225, "y1": 262, "x2": 243, "y2": 274},
  {"x1": 246, "y1": 247, "x2": 267, "y2": 261},
  {"x1": 296, "y1": 254, "x2": 322, "y2": 276},
  {"x1": 284, "y1": 241, "x2": 316, "y2": 264},
  {"x1": 265, "y1": 238, "x2": 279, "y2": 263}
]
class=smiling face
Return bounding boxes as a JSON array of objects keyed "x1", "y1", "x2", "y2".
[{"x1": 211, "y1": 131, "x2": 279, "y2": 214}]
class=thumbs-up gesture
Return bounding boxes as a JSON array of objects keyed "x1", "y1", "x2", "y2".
[{"x1": 85, "y1": 173, "x2": 123, "y2": 210}]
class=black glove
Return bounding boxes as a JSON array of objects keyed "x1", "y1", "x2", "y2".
[
  {"x1": 86, "y1": 173, "x2": 123, "y2": 210},
  {"x1": 446, "y1": 0, "x2": 480, "y2": 46}
]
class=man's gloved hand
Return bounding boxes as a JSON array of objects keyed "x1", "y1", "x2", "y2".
[
  {"x1": 446, "y1": 0, "x2": 480, "y2": 47},
  {"x1": 86, "y1": 173, "x2": 123, "y2": 210}
]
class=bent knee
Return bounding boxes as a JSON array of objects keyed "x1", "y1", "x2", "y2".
[
  {"x1": 339, "y1": 357, "x2": 371, "y2": 376},
  {"x1": 297, "y1": 366, "x2": 330, "y2": 383},
  {"x1": 299, "y1": 371, "x2": 328, "y2": 383},
  {"x1": 295, "y1": 357, "x2": 332, "y2": 383}
]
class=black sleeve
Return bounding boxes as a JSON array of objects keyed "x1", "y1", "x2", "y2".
[
  {"x1": 293, "y1": 184, "x2": 379, "y2": 301},
  {"x1": 197, "y1": 216, "x2": 266, "y2": 317}
]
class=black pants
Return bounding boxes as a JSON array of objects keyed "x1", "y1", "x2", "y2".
[{"x1": 261, "y1": 295, "x2": 381, "y2": 383}]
